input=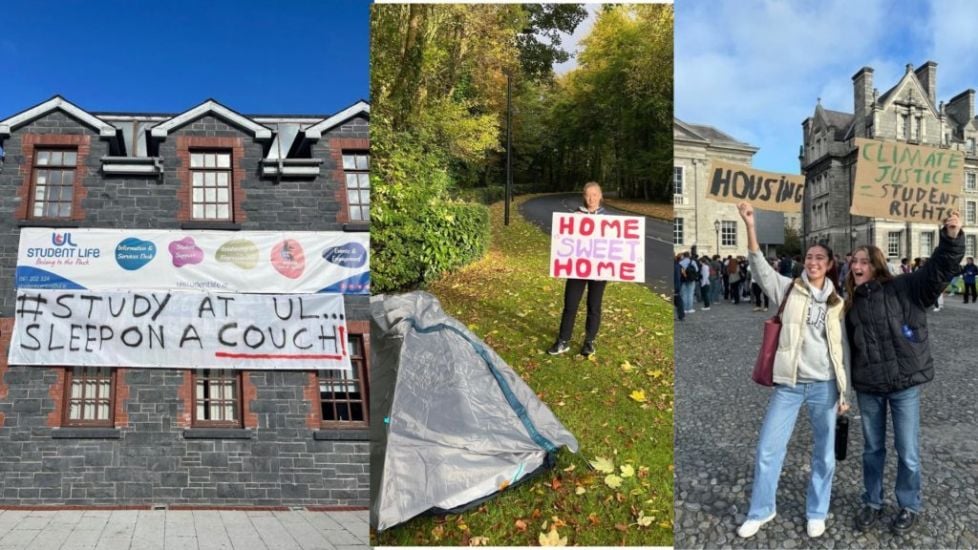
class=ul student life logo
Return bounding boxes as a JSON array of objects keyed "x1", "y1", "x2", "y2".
[{"x1": 52, "y1": 232, "x2": 77, "y2": 247}]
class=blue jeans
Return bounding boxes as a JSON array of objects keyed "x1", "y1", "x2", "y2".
[
  {"x1": 681, "y1": 282, "x2": 696, "y2": 310},
  {"x1": 856, "y1": 386, "x2": 922, "y2": 512},
  {"x1": 747, "y1": 380, "x2": 839, "y2": 520}
]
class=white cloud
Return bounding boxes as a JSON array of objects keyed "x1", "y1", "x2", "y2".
[{"x1": 676, "y1": 0, "x2": 900, "y2": 172}]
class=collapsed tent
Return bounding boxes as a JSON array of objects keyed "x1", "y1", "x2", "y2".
[{"x1": 370, "y1": 292, "x2": 579, "y2": 531}]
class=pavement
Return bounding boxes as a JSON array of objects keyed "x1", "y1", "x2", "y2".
[
  {"x1": 0, "y1": 509, "x2": 367, "y2": 550},
  {"x1": 675, "y1": 293, "x2": 978, "y2": 549},
  {"x1": 519, "y1": 193, "x2": 672, "y2": 294}
]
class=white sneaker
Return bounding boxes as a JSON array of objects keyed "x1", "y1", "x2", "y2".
[
  {"x1": 737, "y1": 512, "x2": 775, "y2": 538},
  {"x1": 703, "y1": 307, "x2": 711, "y2": 310},
  {"x1": 807, "y1": 519, "x2": 826, "y2": 538},
  {"x1": 686, "y1": 309, "x2": 695, "y2": 313}
]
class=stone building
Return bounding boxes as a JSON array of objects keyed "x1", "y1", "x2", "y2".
[
  {"x1": 674, "y1": 119, "x2": 785, "y2": 257},
  {"x1": 0, "y1": 96, "x2": 371, "y2": 507},
  {"x1": 802, "y1": 61, "x2": 978, "y2": 259}
]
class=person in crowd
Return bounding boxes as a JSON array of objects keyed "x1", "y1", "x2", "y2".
[
  {"x1": 961, "y1": 257, "x2": 978, "y2": 304},
  {"x1": 728, "y1": 256, "x2": 743, "y2": 305},
  {"x1": 911, "y1": 257, "x2": 922, "y2": 272},
  {"x1": 547, "y1": 182, "x2": 608, "y2": 358},
  {"x1": 735, "y1": 202, "x2": 850, "y2": 540},
  {"x1": 749, "y1": 258, "x2": 770, "y2": 312},
  {"x1": 900, "y1": 258, "x2": 911, "y2": 274},
  {"x1": 710, "y1": 255, "x2": 723, "y2": 304},
  {"x1": 674, "y1": 254, "x2": 685, "y2": 322},
  {"x1": 722, "y1": 255, "x2": 732, "y2": 300},
  {"x1": 699, "y1": 256, "x2": 712, "y2": 311},
  {"x1": 778, "y1": 254, "x2": 793, "y2": 277},
  {"x1": 839, "y1": 253, "x2": 851, "y2": 298},
  {"x1": 845, "y1": 210, "x2": 963, "y2": 535}
]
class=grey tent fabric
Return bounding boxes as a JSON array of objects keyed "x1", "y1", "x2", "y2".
[{"x1": 370, "y1": 292, "x2": 579, "y2": 532}]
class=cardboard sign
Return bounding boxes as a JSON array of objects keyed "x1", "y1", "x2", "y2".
[
  {"x1": 8, "y1": 290, "x2": 351, "y2": 371},
  {"x1": 550, "y1": 213, "x2": 645, "y2": 283},
  {"x1": 15, "y1": 229, "x2": 370, "y2": 295},
  {"x1": 707, "y1": 160, "x2": 804, "y2": 213},
  {"x1": 852, "y1": 138, "x2": 963, "y2": 223}
]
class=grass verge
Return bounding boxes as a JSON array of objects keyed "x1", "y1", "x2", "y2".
[
  {"x1": 373, "y1": 195, "x2": 674, "y2": 546},
  {"x1": 603, "y1": 199, "x2": 672, "y2": 221}
]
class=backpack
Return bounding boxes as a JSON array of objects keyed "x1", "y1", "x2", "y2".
[{"x1": 682, "y1": 261, "x2": 699, "y2": 283}]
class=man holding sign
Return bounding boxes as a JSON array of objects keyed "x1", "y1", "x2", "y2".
[{"x1": 547, "y1": 182, "x2": 644, "y2": 358}]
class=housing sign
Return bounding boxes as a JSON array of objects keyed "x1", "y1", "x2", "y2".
[
  {"x1": 707, "y1": 160, "x2": 804, "y2": 213},
  {"x1": 550, "y1": 213, "x2": 645, "y2": 283},
  {"x1": 15, "y1": 229, "x2": 369, "y2": 295},
  {"x1": 852, "y1": 138, "x2": 963, "y2": 223},
  {"x1": 8, "y1": 290, "x2": 351, "y2": 371}
]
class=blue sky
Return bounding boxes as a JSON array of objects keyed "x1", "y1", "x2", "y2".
[
  {"x1": 676, "y1": 0, "x2": 978, "y2": 174},
  {"x1": 0, "y1": 0, "x2": 369, "y2": 118}
]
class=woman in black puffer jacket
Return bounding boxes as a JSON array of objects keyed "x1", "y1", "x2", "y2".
[{"x1": 844, "y1": 211, "x2": 963, "y2": 536}]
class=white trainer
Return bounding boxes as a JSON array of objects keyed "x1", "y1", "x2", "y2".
[
  {"x1": 807, "y1": 519, "x2": 826, "y2": 538},
  {"x1": 737, "y1": 512, "x2": 775, "y2": 538}
]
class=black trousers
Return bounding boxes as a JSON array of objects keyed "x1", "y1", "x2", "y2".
[
  {"x1": 558, "y1": 278, "x2": 607, "y2": 342},
  {"x1": 965, "y1": 282, "x2": 977, "y2": 303},
  {"x1": 752, "y1": 283, "x2": 769, "y2": 308},
  {"x1": 730, "y1": 280, "x2": 742, "y2": 304}
]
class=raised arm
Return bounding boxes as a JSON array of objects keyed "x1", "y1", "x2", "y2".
[
  {"x1": 737, "y1": 202, "x2": 792, "y2": 305},
  {"x1": 905, "y1": 210, "x2": 965, "y2": 308}
]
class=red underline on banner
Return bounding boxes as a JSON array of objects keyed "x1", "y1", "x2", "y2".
[{"x1": 214, "y1": 352, "x2": 344, "y2": 360}]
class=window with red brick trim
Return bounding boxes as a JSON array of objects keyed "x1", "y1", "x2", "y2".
[
  {"x1": 63, "y1": 367, "x2": 114, "y2": 427},
  {"x1": 190, "y1": 151, "x2": 233, "y2": 221},
  {"x1": 30, "y1": 149, "x2": 79, "y2": 219},
  {"x1": 192, "y1": 369, "x2": 242, "y2": 427},
  {"x1": 342, "y1": 152, "x2": 369, "y2": 222},
  {"x1": 319, "y1": 334, "x2": 368, "y2": 428}
]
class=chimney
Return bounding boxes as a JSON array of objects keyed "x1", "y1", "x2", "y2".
[
  {"x1": 914, "y1": 61, "x2": 938, "y2": 106},
  {"x1": 947, "y1": 89, "x2": 976, "y2": 126},
  {"x1": 852, "y1": 66, "x2": 874, "y2": 137}
]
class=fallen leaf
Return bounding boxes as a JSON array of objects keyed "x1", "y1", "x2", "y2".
[
  {"x1": 498, "y1": 480, "x2": 510, "y2": 491},
  {"x1": 591, "y1": 457, "x2": 615, "y2": 474},
  {"x1": 575, "y1": 486, "x2": 586, "y2": 495},
  {"x1": 551, "y1": 516, "x2": 567, "y2": 528},
  {"x1": 514, "y1": 519, "x2": 528, "y2": 532},
  {"x1": 620, "y1": 361, "x2": 636, "y2": 373},
  {"x1": 562, "y1": 464, "x2": 575, "y2": 473},
  {"x1": 614, "y1": 523, "x2": 629, "y2": 532},
  {"x1": 531, "y1": 509, "x2": 542, "y2": 519},
  {"x1": 587, "y1": 513, "x2": 601, "y2": 525},
  {"x1": 629, "y1": 390, "x2": 647, "y2": 403},
  {"x1": 647, "y1": 369, "x2": 664, "y2": 379},
  {"x1": 469, "y1": 536, "x2": 490, "y2": 546},
  {"x1": 620, "y1": 465, "x2": 635, "y2": 478},
  {"x1": 538, "y1": 527, "x2": 567, "y2": 546},
  {"x1": 431, "y1": 525, "x2": 444, "y2": 541},
  {"x1": 637, "y1": 512, "x2": 654, "y2": 527},
  {"x1": 550, "y1": 477, "x2": 562, "y2": 491},
  {"x1": 604, "y1": 474, "x2": 623, "y2": 489}
]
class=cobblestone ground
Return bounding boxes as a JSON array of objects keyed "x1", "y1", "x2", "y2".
[{"x1": 675, "y1": 294, "x2": 978, "y2": 549}]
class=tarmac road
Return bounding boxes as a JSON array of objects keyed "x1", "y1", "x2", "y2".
[{"x1": 519, "y1": 193, "x2": 671, "y2": 294}]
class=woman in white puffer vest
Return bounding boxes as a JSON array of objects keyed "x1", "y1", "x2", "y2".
[{"x1": 735, "y1": 202, "x2": 851, "y2": 540}]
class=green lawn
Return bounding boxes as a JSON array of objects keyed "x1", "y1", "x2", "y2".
[{"x1": 373, "y1": 196, "x2": 674, "y2": 546}]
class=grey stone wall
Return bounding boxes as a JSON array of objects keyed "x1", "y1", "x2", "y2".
[{"x1": 0, "y1": 107, "x2": 370, "y2": 506}]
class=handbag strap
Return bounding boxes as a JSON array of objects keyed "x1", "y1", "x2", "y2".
[{"x1": 775, "y1": 279, "x2": 795, "y2": 320}]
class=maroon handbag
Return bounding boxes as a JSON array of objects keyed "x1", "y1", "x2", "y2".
[{"x1": 752, "y1": 282, "x2": 794, "y2": 386}]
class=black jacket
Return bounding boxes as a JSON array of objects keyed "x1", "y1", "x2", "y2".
[{"x1": 846, "y1": 229, "x2": 965, "y2": 394}]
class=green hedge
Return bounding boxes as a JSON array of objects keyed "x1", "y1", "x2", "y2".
[{"x1": 372, "y1": 199, "x2": 490, "y2": 292}]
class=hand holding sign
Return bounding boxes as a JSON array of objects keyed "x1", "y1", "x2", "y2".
[
  {"x1": 945, "y1": 209, "x2": 961, "y2": 239},
  {"x1": 737, "y1": 201, "x2": 756, "y2": 227}
]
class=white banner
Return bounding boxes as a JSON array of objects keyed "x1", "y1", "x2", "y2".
[
  {"x1": 9, "y1": 290, "x2": 351, "y2": 371},
  {"x1": 550, "y1": 213, "x2": 645, "y2": 283},
  {"x1": 15, "y1": 229, "x2": 369, "y2": 295}
]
